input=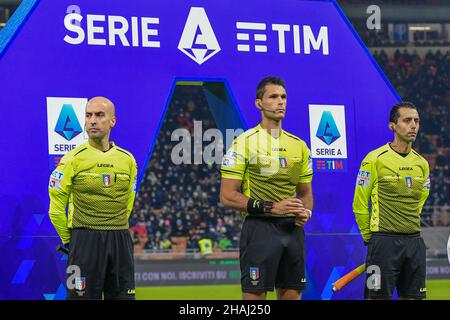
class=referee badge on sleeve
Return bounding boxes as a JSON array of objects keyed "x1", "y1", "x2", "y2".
[
  {"x1": 356, "y1": 170, "x2": 370, "y2": 188},
  {"x1": 222, "y1": 150, "x2": 237, "y2": 168},
  {"x1": 133, "y1": 176, "x2": 137, "y2": 192},
  {"x1": 424, "y1": 176, "x2": 430, "y2": 190},
  {"x1": 222, "y1": 155, "x2": 235, "y2": 167},
  {"x1": 49, "y1": 170, "x2": 64, "y2": 190}
]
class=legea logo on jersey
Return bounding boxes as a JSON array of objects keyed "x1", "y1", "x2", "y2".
[
  {"x1": 309, "y1": 104, "x2": 347, "y2": 172},
  {"x1": 47, "y1": 97, "x2": 88, "y2": 170},
  {"x1": 178, "y1": 7, "x2": 221, "y2": 65}
]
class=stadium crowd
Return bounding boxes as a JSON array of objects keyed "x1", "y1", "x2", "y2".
[{"x1": 130, "y1": 86, "x2": 242, "y2": 253}]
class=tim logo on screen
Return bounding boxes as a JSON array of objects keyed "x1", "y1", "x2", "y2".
[
  {"x1": 178, "y1": 7, "x2": 221, "y2": 65},
  {"x1": 309, "y1": 105, "x2": 347, "y2": 173},
  {"x1": 47, "y1": 97, "x2": 88, "y2": 170}
]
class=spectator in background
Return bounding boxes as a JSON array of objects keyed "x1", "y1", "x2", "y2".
[{"x1": 373, "y1": 49, "x2": 449, "y2": 226}]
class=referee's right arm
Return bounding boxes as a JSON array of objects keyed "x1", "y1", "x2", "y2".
[
  {"x1": 220, "y1": 178, "x2": 305, "y2": 216},
  {"x1": 219, "y1": 178, "x2": 248, "y2": 211},
  {"x1": 353, "y1": 154, "x2": 376, "y2": 243},
  {"x1": 219, "y1": 138, "x2": 304, "y2": 216}
]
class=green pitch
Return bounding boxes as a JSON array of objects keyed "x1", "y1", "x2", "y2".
[
  {"x1": 136, "y1": 285, "x2": 275, "y2": 300},
  {"x1": 136, "y1": 279, "x2": 450, "y2": 300},
  {"x1": 425, "y1": 279, "x2": 450, "y2": 300}
]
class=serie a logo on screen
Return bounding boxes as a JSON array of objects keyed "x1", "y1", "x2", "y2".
[
  {"x1": 46, "y1": 97, "x2": 88, "y2": 169},
  {"x1": 308, "y1": 104, "x2": 348, "y2": 173}
]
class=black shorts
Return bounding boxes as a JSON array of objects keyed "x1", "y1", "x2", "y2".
[
  {"x1": 364, "y1": 232, "x2": 426, "y2": 299},
  {"x1": 66, "y1": 229, "x2": 135, "y2": 300},
  {"x1": 240, "y1": 216, "x2": 306, "y2": 292}
]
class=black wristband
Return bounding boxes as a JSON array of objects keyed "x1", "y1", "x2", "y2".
[{"x1": 247, "y1": 198, "x2": 273, "y2": 215}]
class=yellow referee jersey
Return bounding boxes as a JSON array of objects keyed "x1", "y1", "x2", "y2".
[
  {"x1": 221, "y1": 124, "x2": 313, "y2": 217},
  {"x1": 48, "y1": 142, "x2": 138, "y2": 244},
  {"x1": 353, "y1": 143, "x2": 430, "y2": 242}
]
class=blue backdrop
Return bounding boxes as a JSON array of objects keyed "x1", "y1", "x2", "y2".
[{"x1": 0, "y1": 0, "x2": 399, "y2": 299}]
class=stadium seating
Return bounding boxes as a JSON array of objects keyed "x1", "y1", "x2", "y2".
[
  {"x1": 372, "y1": 49, "x2": 449, "y2": 227},
  {"x1": 131, "y1": 85, "x2": 242, "y2": 253}
]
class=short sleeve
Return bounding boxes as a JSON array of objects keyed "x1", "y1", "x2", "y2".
[
  {"x1": 220, "y1": 138, "x2": 247, "y2": 180},
  {"x1": 298, "y1": 141, "x2": 313, "y2": 183}
]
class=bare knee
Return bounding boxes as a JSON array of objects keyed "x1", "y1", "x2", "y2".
[
  {"x1": 243, "y1": 292, "x2": 267, "y2": 300},
  {"x1": 276, "y1": 289, "x2": 301, "y2": 300}
]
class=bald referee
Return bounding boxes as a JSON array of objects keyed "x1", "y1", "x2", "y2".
[
  {"x1": 220, "y1": 77, "x2": 313, "y2": 300},
  {"x1": 48, "y1": 97, "x2": 138, "y2": 299},
  {"x1": 353, "y1": 102, "x2": 430, "y2": 300}
]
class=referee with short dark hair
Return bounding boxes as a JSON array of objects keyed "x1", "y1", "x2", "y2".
[
  {"x1": 353, "y1": 102, "x2": 430, "y2": 300},
  {"x1": 48, "y1": 97, "x2": 138, "y2": 300},
  {"x1": 220, "y1": 77, "x2": 314, "y2": 300}
]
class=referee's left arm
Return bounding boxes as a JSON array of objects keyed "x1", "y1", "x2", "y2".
[
  {"x1": 126, "y1": 156, "x2": 138, "y2": 220},
  {"x1": 418, "y1": 161, "x2": 430, "y2": 215},
  {"x1": 296, "y1": 182, "x2": 313, "y2": 211},
  {"x1": 295, "y1": 182, "x2": 313, "y2": 227},
  {"x1": 294, "y1": 142, "x2": 314, "y2": 224}
]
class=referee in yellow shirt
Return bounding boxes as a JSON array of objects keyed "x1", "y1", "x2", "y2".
[
  {"x1": 48, "y1": 97, "x2": 138, "y2": 299},
  {"x1": 220, "y1": 77, "x2": 314, "y2": 300},
  {"x1": 353, "y1": 102, "x2": 430, "y2": 300}
]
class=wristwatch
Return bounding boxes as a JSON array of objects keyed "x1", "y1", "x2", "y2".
[{"x1": 305, "y1": 209, "x2": 312, "y2": 219}]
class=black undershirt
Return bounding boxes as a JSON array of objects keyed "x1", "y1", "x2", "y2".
[{"x1": 389, "y1": 143, "x2": 409, "y2": 158}]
